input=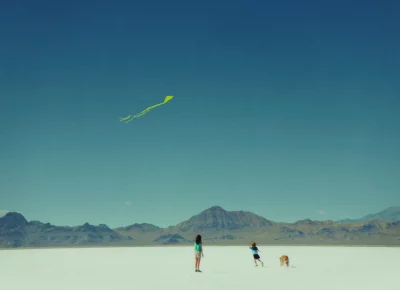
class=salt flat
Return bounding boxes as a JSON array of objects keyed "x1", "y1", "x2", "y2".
[{"x1": 1, "y1": 246, "x2": 398, "y2": 290}]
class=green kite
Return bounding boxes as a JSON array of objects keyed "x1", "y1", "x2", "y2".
[{"x1": 120, "y1": 95, "x2": 174, "y2": 123}]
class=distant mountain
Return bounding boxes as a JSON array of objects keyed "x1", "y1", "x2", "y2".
[
  {"x1": 162, "y1": 206, "x2": 400, "y2": 246},
  {"x1": 1, "y1": 206, "x2": 400, "y2": 248},
  {"x1": 0, "y1": 212, "x2": 131, "y2": 248},
  {"x1": 152, "y1": 234, "x2": 191, "y2": 245},
  {"x1": 0, "y1": 212, "x2": 27, "y2": 228},
  {"x1": 172, "y1": 206, "x2": 275, "y2": 232},
  {"x1": 337, "y1": 206, "x2": 400, "y2": 223},
  {"x1": 113, "y1": 223, "x2": 162, "y2": 242},
  {"x1": 114, "y1": 223, "x2": 161, "y2": 233},
  {"x1": 0, "y1": 212, "x2": 28, "y2": 247}
]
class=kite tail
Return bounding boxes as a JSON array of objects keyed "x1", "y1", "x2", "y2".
[{"x1": 132, "y1": 102, "x2": 166, "y2": 118}]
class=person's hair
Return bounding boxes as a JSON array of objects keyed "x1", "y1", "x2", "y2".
[
  {"x1": 195, "y1": 235, "x2": 202, "y2": 244},
  {"x1": 251, "y1": 242, "x2": 256, "y2": 247}
]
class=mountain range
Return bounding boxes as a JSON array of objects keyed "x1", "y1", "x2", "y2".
[
  {"x1": 1, "y1": 206, "x2": 399, "y2": 248},
  {"x1": 337, "y1": 206, "x2": 400, "y2": 223}
]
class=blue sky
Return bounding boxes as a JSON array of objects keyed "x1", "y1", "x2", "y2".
[{"x1": 1, "y1": 0, "x2": 399, "y2": 228}]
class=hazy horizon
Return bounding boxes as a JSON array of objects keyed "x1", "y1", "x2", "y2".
[{"x1": 1, "y1": 1, "x2": 399, "y2": 228}]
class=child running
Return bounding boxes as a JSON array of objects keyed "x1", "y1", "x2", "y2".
[
  {"x1": 249, "y1": 242, "x2": 264, "y2": 267},
  {"x1": 194, "y1": 234, "x2": 204, "y2": 272}
]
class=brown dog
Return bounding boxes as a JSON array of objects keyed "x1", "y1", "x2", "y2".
[{"x1": 280, "y1": 255, "x2": 289, "y2": 267}]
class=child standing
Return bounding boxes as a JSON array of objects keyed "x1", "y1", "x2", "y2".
[
  {"x1": 194, "y1": 234, "x2": 204, "y2": 272},
  {"x1": 250, "y1": 242, "x2": 264, "y2": 267}
]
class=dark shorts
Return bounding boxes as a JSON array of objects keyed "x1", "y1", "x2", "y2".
[{"x1": 253, "y1": 254, "x2": 260, "y2": 259}]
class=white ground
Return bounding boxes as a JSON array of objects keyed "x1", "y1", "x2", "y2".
[{"x1": 1, "y1": 246, "x2": 398, "y2": 290}]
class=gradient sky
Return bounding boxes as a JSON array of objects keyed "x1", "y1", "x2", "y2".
[{"x1": 1, "y1": 0, "x2": 399, "y2": 228}]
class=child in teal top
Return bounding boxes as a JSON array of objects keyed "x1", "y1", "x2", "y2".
[{"x1": 194, "y1": 235, "x2": 204, "y2": 272}]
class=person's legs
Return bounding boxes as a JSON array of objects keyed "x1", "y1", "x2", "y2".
[
  {"x1": 254, "y1": 254, "x2": 261, "y2": 266},
  {"x1": 198, "y1": 255, "x2": 202, "y2": 271},
  {"x1": 195, "y1": 253, "x2": 202, "y2": 271}
]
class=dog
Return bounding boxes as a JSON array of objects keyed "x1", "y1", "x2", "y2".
[{"x1": 280, "y1": 255, "x2": 289, "y2": 267}]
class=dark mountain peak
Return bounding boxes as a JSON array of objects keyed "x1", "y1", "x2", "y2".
[
  {"x1": 116, "y1": 223, "x2": 161, "y2": 232},
  {"x1": 0, "y1": 212, "x2": 28, "y2": 247},
  {"x1": 98, "y1": 224, "x2": 111, "y2": 229},
  {"x1": 174, "y1": 207, "x2": 274, "y2": 232},
  {"x1": 0, "y1": 212, "x2": 28, "y2": 228},
  {"x1": 206, "y1": 206, "x2": 226, "y2": 212},
  {"x1": 73, "y1": 222, "x2": 112, "y2": 233}
]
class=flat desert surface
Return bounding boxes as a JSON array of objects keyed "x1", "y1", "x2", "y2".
[{"x1": 1, "y1": 246, "x2": 398, "y2": 290}]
